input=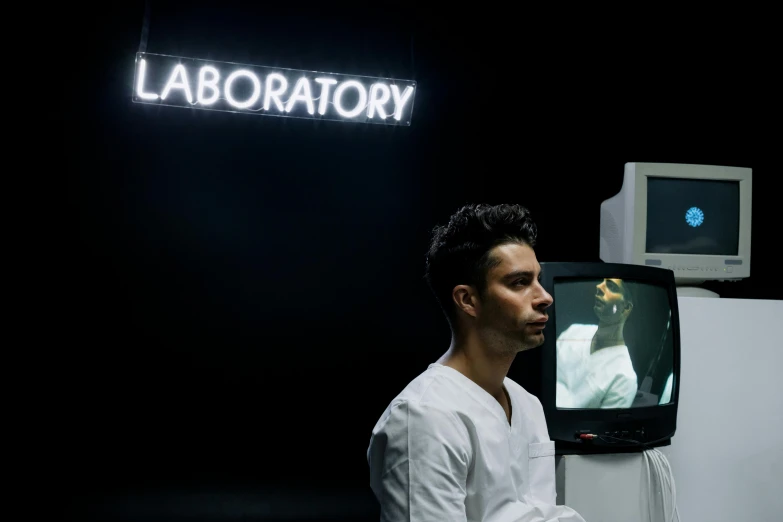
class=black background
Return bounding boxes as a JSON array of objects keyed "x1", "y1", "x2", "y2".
[{"x1": 61, "y1": 3, "x2": 760, "y2": 519}]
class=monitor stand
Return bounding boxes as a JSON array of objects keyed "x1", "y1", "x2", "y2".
[{"x1": 676, "y1": 286, "x2": 720, "y2": 298}]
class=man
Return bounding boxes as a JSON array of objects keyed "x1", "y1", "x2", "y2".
[
  {"x1": 555, "y1": 278, "x2": 639, "y2": 409},
  {"x1": 367, "y1": 204, "x2": 585, "y2": 521}
]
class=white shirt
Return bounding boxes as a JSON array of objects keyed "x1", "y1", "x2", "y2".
[
  {"x1": 556, "y1": 324, "x2": 638, "y2": 409},
  {"x1": 367, "y1": 363, "x2": 586, "y2": 522}
]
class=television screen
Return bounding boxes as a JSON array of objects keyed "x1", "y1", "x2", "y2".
[
  {"x1": 646, "y1": 177, "x2": 740, "y2": 256},
  {"x1": 554, "y1": 277, "x2": 675, "y2": 410}
]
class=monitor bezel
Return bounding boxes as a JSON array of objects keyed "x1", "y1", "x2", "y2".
[{"x1": 631, "y1": 162, "x2": 752, "y2": 281}]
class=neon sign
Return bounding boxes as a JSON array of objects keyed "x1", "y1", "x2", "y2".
[{"x1": 133, "y1": 52, "x2": 417, "y2": 125}]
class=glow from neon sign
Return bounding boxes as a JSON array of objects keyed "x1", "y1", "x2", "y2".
[{"x1": 133, "y1": 52, "x2": 417, "y2": 125}]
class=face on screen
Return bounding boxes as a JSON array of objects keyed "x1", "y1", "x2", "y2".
[{"x1": 554, "y1": 278, "x2": 675, "y2": 410}]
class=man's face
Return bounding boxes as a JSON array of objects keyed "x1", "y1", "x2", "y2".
[
  {"x1": 475, "y1": 243, "x2": 553, "y2": 353},
  {"x1": 593, "y1": 278, "x2": 631, "y2": 324}
]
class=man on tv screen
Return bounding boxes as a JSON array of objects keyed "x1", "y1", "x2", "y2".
[{"x1": 556, "y1": 278, "x2": 639, "y2": 409}]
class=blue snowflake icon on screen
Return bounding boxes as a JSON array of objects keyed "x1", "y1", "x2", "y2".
[{"x1": 685, "y1": 207, "x2": 704, "y2": 227}]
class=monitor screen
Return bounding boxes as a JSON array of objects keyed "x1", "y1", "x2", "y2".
[
  {"x1": 554, "y1": 277, "x2": 674, "y2": 410},
  {"x1": 645, "y1": 177, "x2": 740, "y2": 255}
]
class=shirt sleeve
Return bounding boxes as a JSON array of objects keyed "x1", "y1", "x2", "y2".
[{"x1": 367, "y1": 400, "x2": 472, "y2": 522}]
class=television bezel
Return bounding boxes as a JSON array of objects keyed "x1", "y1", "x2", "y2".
[{"x1": 536, "y1": 261, "x2": 681, "y2": 454}]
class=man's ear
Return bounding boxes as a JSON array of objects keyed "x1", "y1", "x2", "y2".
[
  {"x1": 623, "y1": 301, "x2": 634, "y2": 317},
  {"x1": 453, "y1": 284, "x2": 479, "y2": 318}
]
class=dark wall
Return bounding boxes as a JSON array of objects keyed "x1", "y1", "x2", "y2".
[{"x1": 62, "y1": 3, "x2": 759, "y2": 519}]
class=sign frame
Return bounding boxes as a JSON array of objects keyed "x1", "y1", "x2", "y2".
[{"x1": 132, "y1": 52, "x2": 417, "y2": 126}]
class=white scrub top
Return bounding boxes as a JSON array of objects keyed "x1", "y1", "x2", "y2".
[
  {"x1": 367, "y1": 363, "x2": 586, "y2": 522},
  {"x1": 556, "y1": 324, "x2": 638, "y2": 409}
]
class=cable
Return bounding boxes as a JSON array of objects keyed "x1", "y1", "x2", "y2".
[
  {"x1": 579, "y1": 431, "x2": 674, "y2": 451},
  {"x1": 577, "y1": 431, "x2": 672, "y2": 450},
  {"x1": 644, "y1": 450, "x2": 654, "y2": 522},
  {"x1": 138, "y1": 0, "x2": 151, "y2": 54},
  {"x1": 410, "y1": 33, "x2": 415, "y2": 79},
  {"x1": 642, "y1": 448, "x2": 681, "y2": 522}
]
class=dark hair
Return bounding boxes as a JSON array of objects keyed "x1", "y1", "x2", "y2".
[
  {"x1": 620, "y1": 279, "x2": 636, "y2": 306},
  {"x1": 424, "y1": 203, "x2": 538, "y2": 325}
]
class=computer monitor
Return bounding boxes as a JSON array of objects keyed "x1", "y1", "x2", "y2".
[
  {"x1": 599, "y1": 162, "x2": 752, "y2": 297},
  {"x1": 510, "y1": 262, "x2": 680, "y2": 455}
]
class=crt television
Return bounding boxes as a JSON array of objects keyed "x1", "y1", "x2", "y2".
[
  {"x1": 511, "y1": 262, "x2": 680, "y2": 455},
  {"x1": 599, "y1": 162, "x2": 752, "y2": 290}
]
